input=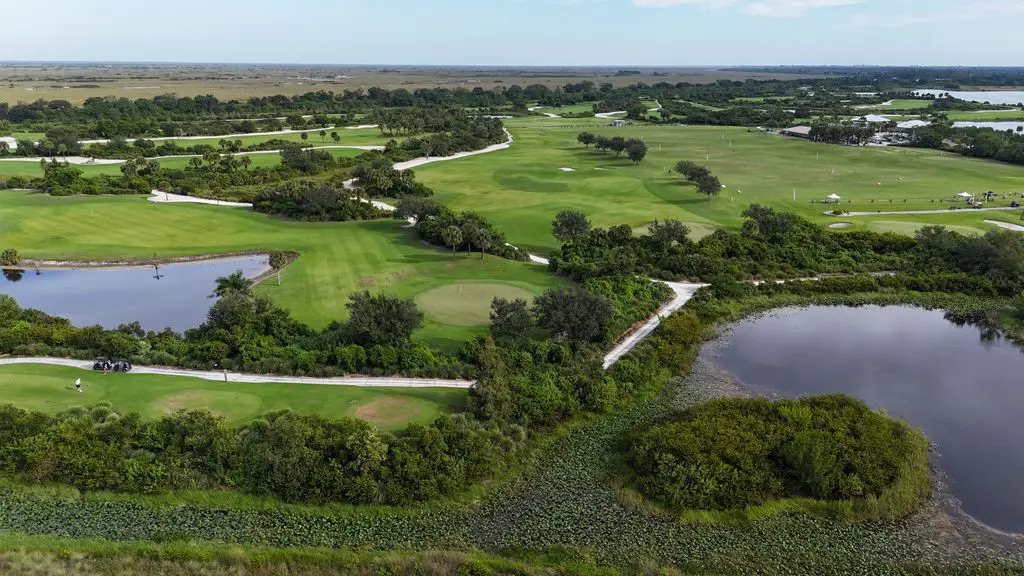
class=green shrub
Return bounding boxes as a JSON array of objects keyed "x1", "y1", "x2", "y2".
[
  {"x1": 629, "y1": 395, "x2": 928, "y2": 517},
  {"x1": 0, "y1": 249, "x2": 19, "y2": 266}
]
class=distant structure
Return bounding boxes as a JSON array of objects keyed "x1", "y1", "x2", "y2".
[
  {"x1": 609, "y1": 119, "x2": 626, "y2": 127},
  {"x1": 780, "y1": 126, "x2": 813, "y2": 139},
  {"x1": 0, "y1": 137, "x2": 17, "y2": 151},
  {"x1": 852, "y1": 114, "x2": 892, "y2": 126}
]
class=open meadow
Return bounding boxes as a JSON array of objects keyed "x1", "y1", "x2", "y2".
[
  {"x1": 0, "y1": 364, "x2": 463, "y2": 430},
  {"x1": 415, "y1": 118, "x2": 1024, "y2": 252},
  {"x1": 0, "y1": 190, "x2": 562, "y2": 349}
]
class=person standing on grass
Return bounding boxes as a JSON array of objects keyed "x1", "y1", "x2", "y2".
[{"x1": 75, "y1": 378, "x2": 82, "y2": 393}]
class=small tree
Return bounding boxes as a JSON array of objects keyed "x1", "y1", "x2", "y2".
[
  {"x1": 461, "y1": 223, "x2": 480, "y2": 257},
  {"x1": 441, "y1": 225, "x2": 463, "y2": 256},
  {"x1": 213, "y1": 271, "x2": 250, "y2": 297},
  {"x1": 695, "y1": 173, "x2": 723, "y2": 200},
  {"x1": 345, "y1": 291, "x2": 423, "y2": 347},
  {"x1": 0, "y1": 249, "x2": 19, "y2": 266},
  {"x1": 490, "y1": 297, "x2": 534, "y2": 347},
  {"x1": 319, "y1": 130, "x2": 327, "y2": 143},
  {"x1": 300, "y1": 132, "x2": 309, "y2": 144},
  {"x1": 534, "y1": 287, "x2": 612, "y2": 343},
  {"x1": 627, "y1": 140, "x2": 647, "y2": 164},
  {"x1": 552, "y1": 210, "x2": 592, "y2": 244},
  {"x1": 577, "y1": 132, "x2": 597, "y2": 148},
  {"x1": 476, "y1": 228, "x2": 492, "y2": 260},
  {"x1": 331, "y1": 131, "x2": 340, "y2": 144},
  {"x1": 268, "y1": 250, "x2": 288, "y2": 270}
]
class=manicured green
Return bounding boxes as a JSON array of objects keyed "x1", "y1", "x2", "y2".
[
  {"x1": 946, "y1": 110, "x2": 1024, "y2": 121},
  {"x1": 532, "y1": 102, "x2": 597, "y2": 115},
  {"x1": 414, "y1": 282, "x2": 537, "y2": 326},
  {"x1": 0, "y1": 190, "x2": 563, "y2": 347},
  {"x1": 415, "y1": 119, "x2": 1024, "y2": 252},
  {"x1": 0, "y1": 364, "x2": 464, "y2": 430}
]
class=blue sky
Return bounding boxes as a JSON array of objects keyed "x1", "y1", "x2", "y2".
[{"x1": 2, "y1": 0, "x2": 1022, "y2": 65}]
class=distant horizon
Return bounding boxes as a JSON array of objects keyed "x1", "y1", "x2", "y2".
[
  {"x1": 2, "y1": 0, "x2": 1022, "y2": 67},
  {"x1": 3, "y1": 61, "x2": 1024, "y2": 70}
]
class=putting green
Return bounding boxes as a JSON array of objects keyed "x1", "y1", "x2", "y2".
[
  {"x1": 415, "y1": 282, "x2": 536, "y2": 326},
  {"x1": 866, "y1": 220, "x2": 985, "y2": 236},
  {"x1": 0, "y1": 364, "x2": 466, "y2": 430},
  {"x1": 155, "y1": 390, "x2": 264, "y2": 419},
  {"x1": 631, "y1": 221, "x2": 718, "y2": 240},
  {"x1": 352, "y1": 396, "x2": 438, "y2": 428}
]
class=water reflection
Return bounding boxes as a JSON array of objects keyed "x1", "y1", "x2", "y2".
[
  {"x1": 718, "y1": 306, "x2": 1024, "y2": 533},
  {"x1": 0, "y1": 256, "x2": 270, "y2": 332}
]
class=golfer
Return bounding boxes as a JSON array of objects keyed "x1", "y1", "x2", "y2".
[{"x1": 75, "y1": 378, "x2": 82, "y2": 393}]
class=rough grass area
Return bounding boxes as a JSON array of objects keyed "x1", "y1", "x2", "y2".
[
  {"x1": 0, "y1": 364, "x2": 465, "y2": 430},
  {"x1": 414, "y1": 119, "x2": 1024, "y2": 252},
  {"x1": 0, "y1": 190, "x2": 562, "y2": 347},
  {"x1": 414, "y1": 282, "x2": 537, "y2": 326}
]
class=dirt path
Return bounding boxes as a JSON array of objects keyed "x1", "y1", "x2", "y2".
[
  {"x1": 602, "y1": 281, "x2": 707, "y2": 369},
  {"x1": 828, "y1": 207, "x2": 1023, "y2": 217},
  {"x1": 595, "y1": 111, "x2": 627, "y2": 119},
  {"x1": 0, "y1": 357, "x2": 473, "y2": 389}
]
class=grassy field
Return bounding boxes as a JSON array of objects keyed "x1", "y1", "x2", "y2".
[
  {"x1": 414, "y1": 118, "x2": 1024, "y2": 252},
  {"x1": 532, "y1": 102, "x2": 598, "y2": 115},
  {"x1": 0, "y1": 364, "x2": 463, "y2": 430},
  {"x1": 0, "y1": 191, "x2": 562, "y2": 348},
  {"x1": 0, "y1": 148, "x2": 368, "y2": 179},
  {"x1": 139, "y1": 127, "x2": 394, "y2": 150},
  {"x1": 946, "y1": 110, "x2": 1024, "y2": 121}
]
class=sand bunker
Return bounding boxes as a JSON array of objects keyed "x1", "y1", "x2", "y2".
[
  {"x1": 560, "y1": 167, "x2": 576, "y2": 172},
  {"x1": 828, "y1": 222, "x2": 853, "y2": 229},
  {"x1": 984, "y1": 219, "x2": 1024, "y2": 232}
]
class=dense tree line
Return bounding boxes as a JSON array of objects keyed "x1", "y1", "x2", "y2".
[
  {"x1": 576, "y1": 132, "x2": 648, "y2": 163},
  {"x1": 809, "y1": 121, "x2": 878, "y2": 146},
  {"x1": 397, "y1": 197, "x2": 524, "y2": 260},
  {"x1": 253, "y1": 180, "x2": 389, "y2": 221},
  {"x1": 549, "y1": 205, "x2": 1024, "y2": 296},
  {"x1": 630, "y1": 395, "x2": 926, "y2": 511}
]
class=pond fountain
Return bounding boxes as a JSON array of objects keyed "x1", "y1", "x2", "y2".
[
  {"x1": 0, "y1": 256, "x2": 271, "y2": 332},
  {"x1": 717, "y1": 305, "x2": 1024, "y2": 533}
]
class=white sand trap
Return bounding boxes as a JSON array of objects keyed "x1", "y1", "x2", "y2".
[
  {"x1": 0, "y1": 156, "x2": 124, "y2": 165},
  {"x1": 345, "y1": 124, "x2": 379, "y2": 130},
  {"x1": 595, "y1": 111, "x2": 627, "y2": 119},
  {"x1": 828, "y1": 222, "x2": 853, "y2": 229},
  {"x1": 985, "y1": 219, "x2": 1024, "y2": 232},
  {"x1": 594, "y1": 167, "x2": 609, "y2": 171},
  {"x1": 149, "y1": 190, "x2": 252, "y2": 207},
  {"x1": 560, "y1": 167, "x2": 576, "y2": 172}
]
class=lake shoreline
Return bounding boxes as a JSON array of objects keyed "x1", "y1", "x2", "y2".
[
  {"x1": 3, "y1": 250, "x2": 296, "y2": 275},
  {"x1": 684, "y1": 307, "x2": 1024, "y2": 558}
]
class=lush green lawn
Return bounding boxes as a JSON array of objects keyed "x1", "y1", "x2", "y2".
[
  {"x1": 140, "y1": 128, "x2": 395, "y2": 150},
  {"x1": 946, "y1": 110, "x2": 1024, "y2": 121},
  {"x1": 0, "y1": 191, "x2": 563, "y2": 348},
  {"x1": 0, "y1": 364, "x2": 464, "y2": 430},
  {"x1": 0, "y1": 148, "x2": 367, "y2": 179},
  {"x1": 414, "y1": 118, "x2": 1024, "y2": 252},
  {"x1": 532, "y1": 102, "x2": 598, "y2": 115}
]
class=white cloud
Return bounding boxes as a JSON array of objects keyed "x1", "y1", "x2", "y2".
[
  {"x1": 743, "y1": 0, "x2": 865, "y2": 18},
  {"x1": 847, "y1": 0, "x2": 1024, "y2": 27},
  {"x1": 632, "y1": 0, "x2": 865, "y2": 16},
  {"x1": 632, "y1": 0, "x2": 737, "y2": 7}
]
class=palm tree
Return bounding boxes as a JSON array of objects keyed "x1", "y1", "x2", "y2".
[
  {"x1": 212, "y1": 271, "x2": 250, "y2": 297},
  {"x1": 441, "y1": 226, "x2": 462, "y2": 257},
  {"x1": 319, "y1": 130, "x2": 326, "y2": 143},
  {"x1": 240, "y1": 156, "x2": 252, "y2": 171},
  {"x1": 476, "y1": 229, "x2": 492, "y2": 260},
  {"x1": 300, "y1": 132, "x2": 309, "y2": 146},
  {"x1": 331, "y1": 132, "x2": 340, "y2": 144}
]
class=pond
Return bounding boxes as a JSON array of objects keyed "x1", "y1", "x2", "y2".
[
  {"x1": 0, "y1": 256, "x2": 270, "y2": 332},
  {"x1": 914, "y1": 89, "x2": 1024, "y2": 106},
  {"x1": 717, "y1": 305, "x2": 1024, "y2": 534}
]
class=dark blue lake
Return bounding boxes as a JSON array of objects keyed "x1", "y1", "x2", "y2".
[
  {"x1": 717, "y1": 306, "x2": 1024, "y2": 534},
  {"x1": 0, "y1": 256, "x2": 269, "y2": 332}
]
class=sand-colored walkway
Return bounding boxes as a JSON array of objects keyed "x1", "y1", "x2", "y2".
[{"x1": 985, "y1": 219, "x2": 1024, "y2": 231}]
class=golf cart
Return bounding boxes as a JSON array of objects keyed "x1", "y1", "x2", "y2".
[{"x1": 93, "y1": 357, "x2": 132, "y2": 372}]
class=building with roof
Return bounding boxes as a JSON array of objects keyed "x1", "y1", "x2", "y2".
[
  {"x1": 0, "y1": 137, "x2": 17, "y2": 151},
  {"x1": 780, "y1": 126, "x2": 813, "y2": 139}
]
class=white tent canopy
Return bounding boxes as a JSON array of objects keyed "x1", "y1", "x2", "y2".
[
  {"x1": 957, "y1": 191, "x2": 973, "y2": 200},
  {"x1": 826, "y1": 194, "x2": 841, "y2": 202}
]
